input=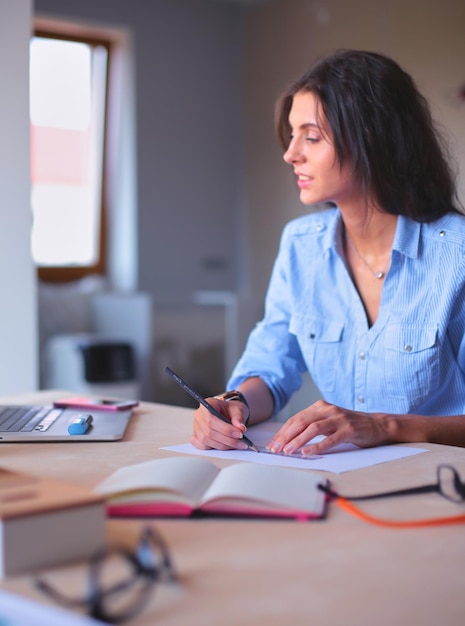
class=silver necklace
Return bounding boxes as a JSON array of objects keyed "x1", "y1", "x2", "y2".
[{"x1": 345, "y1": 233, "x2": 388, "y2": 280}]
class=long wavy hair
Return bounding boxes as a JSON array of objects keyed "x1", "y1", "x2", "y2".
[{"x1": 275, "y1": 49, "x2": 462, "y2": 221}]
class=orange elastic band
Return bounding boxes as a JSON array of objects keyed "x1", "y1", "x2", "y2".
[{"x1": 335, "y1": 496, "x2": 465, "y2": 528}]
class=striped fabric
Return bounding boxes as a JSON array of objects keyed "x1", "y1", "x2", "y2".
[{"x1": 229, "y1": 207, "x2": 465, "y2": 416}]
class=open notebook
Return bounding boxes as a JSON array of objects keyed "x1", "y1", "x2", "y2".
[
  {"x1": 0, "y1": 404, "x2": 133, "y2": 442},
  {"x1": 95, "y1": 456, "x2": 330, "y2": 520}
]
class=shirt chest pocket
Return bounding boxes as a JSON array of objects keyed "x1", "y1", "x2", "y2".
[
  {"x1": 290, "y1": 315, "x2": 344, "y2": 393},
  {"x1": 384, "y1": 325, "x2": 439, "y2": 402}
]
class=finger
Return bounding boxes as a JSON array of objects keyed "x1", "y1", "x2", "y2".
[
  {"x1": 299, "y1": 412, "x2": 361, "y2": 454},
  {"x1": 194, "y1": 407, "x2": 245, "y2": 441},
  {"x1": 301, "y1": 431, "x2": 345, "y2": 455},
  {"x1": 266, "y1": 418, "x2": 306, "y2": 452},
  {"x1": 192, "y1": 407, "x2": 248, "y2": 451},
  {"x1": 281, "y1": 424, "x2": 332, "y2": 455},
  {"x1": 266, "y1": 405, "x2": 331, "y2": 453},
  {"x1": 190, "y1": 431, "x2": 249, "y2": 451},
  {"x1": 194, "y1": 403, "x2": 230, "y2": 434},
  {"x1": 208, "y1": 397, "x2": 247, "y2": 431},
  {"x1": 190, "y1": 433, "x2": 211, "y2": 450}
]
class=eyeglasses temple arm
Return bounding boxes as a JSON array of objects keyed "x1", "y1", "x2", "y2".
[{"x1": 318, "y1": 483, "x2": 438, "y2": 501}]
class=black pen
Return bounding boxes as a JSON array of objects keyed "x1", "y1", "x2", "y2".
[{"x1": 164, "y1": 366, "x2": 259, "y2": 453}]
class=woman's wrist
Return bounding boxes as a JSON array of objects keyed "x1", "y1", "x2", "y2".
[
  {"x1": 383, "y1": 412, "x2": 428, "y2": 444},
  {"x1": 214, "y1": 390, "x2": 250, "y2": 426}
]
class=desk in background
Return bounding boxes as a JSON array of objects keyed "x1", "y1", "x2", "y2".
[{"x1": 1, "y1": 390, "x2": 465, "y2": 626}]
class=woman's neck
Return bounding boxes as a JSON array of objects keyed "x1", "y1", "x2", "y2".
[{"x1": 340, "y1": 204, "x2": 398, "y2": 258}]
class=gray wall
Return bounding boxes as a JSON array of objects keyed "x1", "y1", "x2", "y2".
[
  {"x1": 242, "y1": 0, "x2": 465, "y2": 416},
  {"x1": 243, "y1": 0, "x2": 465, "y2": 301}
]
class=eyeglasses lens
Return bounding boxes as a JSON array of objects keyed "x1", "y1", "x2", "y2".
[
  {"x1": 438, "y1": 465, "x2": 464, "y2": 503},
  {"x1": 92, "y1": 551, "x2": 147, "y2": 618}
]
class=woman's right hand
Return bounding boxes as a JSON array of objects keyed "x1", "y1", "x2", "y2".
[{"x1": 190, "y1": 397, "x2": 250, "y2": 450}]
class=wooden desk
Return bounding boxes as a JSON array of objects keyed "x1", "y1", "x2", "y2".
[{"x1": 1, "y1": 391, "x2": 465, "y2": 626}]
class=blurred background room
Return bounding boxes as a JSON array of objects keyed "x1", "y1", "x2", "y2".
[{"x1": 0, "y1": 0, "x2": 464, "y2": 418}]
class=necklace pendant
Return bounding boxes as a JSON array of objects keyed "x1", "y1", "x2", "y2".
[{"x1": 345, "y1": 230, "x2": 388, "y2": 281}]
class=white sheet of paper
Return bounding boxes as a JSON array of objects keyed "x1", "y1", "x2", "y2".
[{"x1": 162, "y1": 421, "x2": 427, "y2": 474}]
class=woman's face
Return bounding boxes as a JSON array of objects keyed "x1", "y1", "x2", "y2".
[{"x1": 283, "y1": 91, "x2": 360, "y2": 208}]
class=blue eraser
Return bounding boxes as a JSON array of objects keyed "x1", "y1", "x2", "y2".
[{"x1": 68, "y1": 415, "x2": 93, "y2": 435}]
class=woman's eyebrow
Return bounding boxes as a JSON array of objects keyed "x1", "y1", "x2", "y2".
[{"x1": 290, "y1": 122, "x2": 320, "y2": 131}]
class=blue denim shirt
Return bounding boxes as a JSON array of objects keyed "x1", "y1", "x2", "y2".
[{"x1": 228, "y1": 207, "x2": 465, "y2": 416}]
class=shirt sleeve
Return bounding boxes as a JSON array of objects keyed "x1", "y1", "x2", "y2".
[{"x1": 227, "y1": 222, "x2": 308, "y2": 415}]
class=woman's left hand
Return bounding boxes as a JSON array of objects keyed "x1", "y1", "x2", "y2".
[{"x1": 266, "y1": 400, "x2": 392, "y2": 455}]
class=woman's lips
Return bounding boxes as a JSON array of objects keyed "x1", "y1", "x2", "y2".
[{"x1": 297, "y1": 174, "x2": 313, "y2": 189}]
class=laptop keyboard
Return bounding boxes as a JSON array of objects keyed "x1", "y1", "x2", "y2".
[{"x1": 0, "y1": 406, "x2": 62, "y2": 432}]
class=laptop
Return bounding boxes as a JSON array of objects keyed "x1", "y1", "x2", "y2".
[{"x1": 0, "y1": 404, "x2": 134, "y2": 442}]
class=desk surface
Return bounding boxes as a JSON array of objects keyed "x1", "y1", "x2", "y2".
[{"x1": 1, "y1": 390, "x2": 465, "y2": 626}]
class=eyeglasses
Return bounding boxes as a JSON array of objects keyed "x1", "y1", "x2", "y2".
[
  {"x1": 35, "y1": 527, "x2": 178, "y2": 624},
  {"x1": 319, "y1": 464, "x2": 465, "y2": 504}
]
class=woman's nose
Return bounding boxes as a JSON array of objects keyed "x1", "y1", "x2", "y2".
[{"x1": 283, "y1": 139, "x2": 302, "y2": 165}]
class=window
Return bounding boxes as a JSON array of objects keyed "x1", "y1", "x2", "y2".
[{"x1": 30, "y1": 31, "x2": 110, "y2": 282}]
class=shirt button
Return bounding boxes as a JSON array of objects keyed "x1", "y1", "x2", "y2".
[
  {"x1": 359, "y1": 352, "x2": 366, "y2": 360},
  {"x1": 439, "y1": 230, "x2": 446, "y2": 237},
  {"x1": 404, "y1": 345, "x2": 413, "y2": 352},
  {"x1": 357, "y1": 396, "x2": 365, "y2": 404}
]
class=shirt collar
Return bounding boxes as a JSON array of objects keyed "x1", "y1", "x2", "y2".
[
  {"x1": 327, "y1": 210, "x2": 421, "y2": 259},
  {"x1": 323, "y1": 209, "x2": 343, "y2": 255},
  {"x1": 392, "y1": 215, "x2": 421, "y2": 259}
]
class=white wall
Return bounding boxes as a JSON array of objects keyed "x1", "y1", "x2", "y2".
[{"x1": 0, "y1": 0, "x2": 38, "y2": 394}]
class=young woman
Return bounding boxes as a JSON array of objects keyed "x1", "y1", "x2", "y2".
[{"x1": 191, "y1": 49, "x2": 465, "y2": 456}]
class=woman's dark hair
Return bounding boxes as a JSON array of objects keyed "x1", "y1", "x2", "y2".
[{"x1": 275, "y1": 49, "x2": 462, "y2": 221}]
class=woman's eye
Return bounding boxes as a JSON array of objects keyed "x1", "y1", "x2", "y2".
[{"x1": 307, "y1": 136, "x2": 321, "y2": 143}]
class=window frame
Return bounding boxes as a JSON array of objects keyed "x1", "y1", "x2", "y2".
[{"x1": 32, "y1": 27, "x2": 112, "y2": 283}]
